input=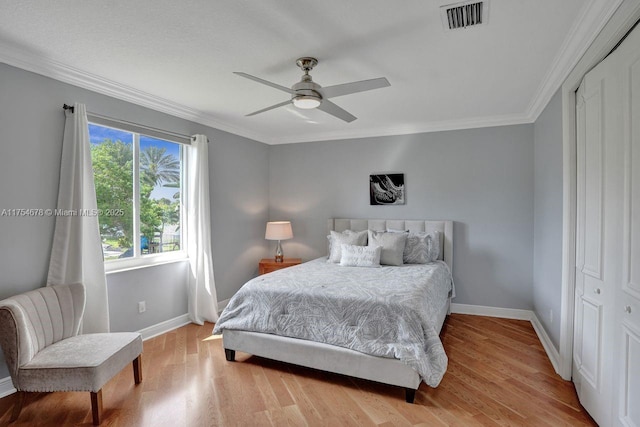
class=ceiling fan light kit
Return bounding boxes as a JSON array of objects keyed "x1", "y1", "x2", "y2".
[
  {"x1": 235, "y1": 57, "x2": 390, "y2": 122},
  {"x1": 292, "y1": 95, "x2": 321, "y2": 109}
]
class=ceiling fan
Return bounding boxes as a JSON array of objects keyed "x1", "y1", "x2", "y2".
[{"x1": 234, "y1": 57, "x2": 390, "y2": 123}]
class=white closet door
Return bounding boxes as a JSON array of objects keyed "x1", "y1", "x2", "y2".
[
  {"x1": 613, "y1": 22, "x2": 640, "y2": 427},
  {"x1": 575, "y1": 55, "x2": 620, "y2": 426},
  {"x1": 575, "y1": 21, "x2": 640, "y2": 427}
]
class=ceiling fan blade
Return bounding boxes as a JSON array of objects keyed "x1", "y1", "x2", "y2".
[
  {"x1": 246, "y1": 100, "x2": 292, "y2": 116},
  {"x1": 317, "y1": 100, "x2": 357, "y2": 123},
  {"x1": 234, "y1": 72, "x2": 294, "y2": 94},
  {"x1": 321, "y1": 77, "x2": 390, "y2": 99}
]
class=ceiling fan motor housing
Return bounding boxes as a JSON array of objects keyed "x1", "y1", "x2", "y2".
[{"x1": 292, "y1": 75, "x2": 322, "y2": 108}]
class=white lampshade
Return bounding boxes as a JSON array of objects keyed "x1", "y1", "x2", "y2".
[{"x1": 265, "y1": 221, "x2": 293, "y2": 241}]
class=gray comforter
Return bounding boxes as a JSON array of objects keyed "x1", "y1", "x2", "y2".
[{"x1": 213, "y1": 258, "x2": 453, "y2": 387}]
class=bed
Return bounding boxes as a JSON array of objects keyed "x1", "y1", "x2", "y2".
[{"x1": 213, "y1": 218, "x2": 454, "y2": 402}]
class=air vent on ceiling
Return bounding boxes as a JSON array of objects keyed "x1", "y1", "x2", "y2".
[{"x1": 440, "y1": 0, "x2": 489, "y2": 31}]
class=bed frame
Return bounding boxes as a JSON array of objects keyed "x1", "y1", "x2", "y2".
[{"x1": 222, "y1": 219, "x2": 454, "y2": 403}]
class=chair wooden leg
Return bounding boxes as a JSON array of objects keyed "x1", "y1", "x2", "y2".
[
  {"x1": 133, "y1": 355, "x2": 143, "y2": 384},
  {"x1": 10, "y1": 391, "x2": 25, "y2": 422},
  {"x1": 91, "y1": 390, "x2": 103, "y2": 426}
]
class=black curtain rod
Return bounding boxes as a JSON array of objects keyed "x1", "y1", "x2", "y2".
[{"x1": 60, "y1": 103, "x2": 197, "y2": 143}]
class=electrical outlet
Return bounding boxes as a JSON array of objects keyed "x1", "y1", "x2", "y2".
[
  {"x1": 138, "y1": 301, "x2": 146, "y2": 314},
  {"x1": 549, "y1": 309, "x2": 553, "y2": 324}
]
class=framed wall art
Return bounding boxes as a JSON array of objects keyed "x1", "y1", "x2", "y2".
[{"x1": 369, "y1": 173, "x2": 405, "y2": 205}]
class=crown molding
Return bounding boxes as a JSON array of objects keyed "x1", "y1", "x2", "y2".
[
  {"x1": 264, "y1": 112, "x2": 532, "y2": 145},
  {"x1": 526, "y1": 0, "x2": 623, "y2": 122},
  {"x1": 0, "y1": 41, "x2": 268, "y2": 144}
]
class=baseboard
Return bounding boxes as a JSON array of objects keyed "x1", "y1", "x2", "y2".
[
  {"x1": 530, "y1": 313, "x2": 561, "y2": 374},
  {"x1": 0, "y1": 376, "x2": 16, "y2": 399},
  {"x1": 138, "y1": 313, "x2": 192, "y2": 341},
  {"x1": 450, "y1": 303, "x2": 561, "y2": 376},
  {"x1": 450, "y1": 303, "x2": 532, "y2": 320}
]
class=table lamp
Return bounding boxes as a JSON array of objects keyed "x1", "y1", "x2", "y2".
[{"x1": 265, "y1": 221, "x2": 293, "y2": 262}]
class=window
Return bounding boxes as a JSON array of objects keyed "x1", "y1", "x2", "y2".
[{"x1": 89, "y1": 122, "x2": 186, "y2": 268}]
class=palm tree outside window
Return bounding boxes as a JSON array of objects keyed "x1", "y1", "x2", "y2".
[{"x1": 88, "y1": 123, "x2": 184, "y2": 262}]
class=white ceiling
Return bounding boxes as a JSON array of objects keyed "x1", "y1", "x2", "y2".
[{"x1": 0, "y1": 0, "x2": 619, "y2": 144}]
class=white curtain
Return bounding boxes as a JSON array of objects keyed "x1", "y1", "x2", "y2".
[
  {"x1": 47, "y1": 103, "x2": 110, "y2": 333},
  {"x1": 186, "y1": 134, "x2": 219, "y2": 324}
]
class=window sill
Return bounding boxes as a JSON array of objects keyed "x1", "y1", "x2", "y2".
[{"x1": 105, "y1": 252, "x2": 189, "y2": 275}]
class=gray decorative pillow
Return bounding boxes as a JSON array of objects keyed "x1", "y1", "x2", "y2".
[
  {"x1": 327, "y1": 230, "x2": 368, "y2": 263},
  {"x1": 404, "y1": 231, "x2": 441, "y2": 264},
  {"x1": 427, "y1": 231, "x2": 441, "y2": 262},
  {"x1": 367, "y1": 230, "x2": 407, "y2": 266},
  {"x1": 339, "y1": 244, "x2": 381, "y2": 267},
  {"x1": 327, "y1": 229, "x2": 368, "y2": 252}
]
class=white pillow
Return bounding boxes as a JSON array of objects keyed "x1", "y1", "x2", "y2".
[
  {"x1": 327, "y1": 230, "x2": 368, "y2": 263},
  {"x1": 367, "y1": 230, "x2": 407, "y2": 266},
  {"x1": 339, "y1": 244, "x2": 381, "y2": 267}
]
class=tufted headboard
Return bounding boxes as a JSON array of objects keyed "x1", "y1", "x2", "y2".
[{"x1": 328, "y1": 218, "x2": 453, "y2": 270}]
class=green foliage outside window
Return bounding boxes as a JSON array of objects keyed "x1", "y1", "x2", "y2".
[{"x1": 91, "y1": 139, "x2": 181, "y2": 257}]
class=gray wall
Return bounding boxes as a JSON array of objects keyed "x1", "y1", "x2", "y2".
[
  {"x1": 107, "y1": 261, "x2": 189, "y2": 332},
  {"x1": 532, "y1": 89, "x2": 563, "y2": 349},
  {"x1": 269, "y1": 125, "x2": 535, "y2": 311},
  {"x1": 0, "y1": 63, "x2": 270, "y2": 377}
]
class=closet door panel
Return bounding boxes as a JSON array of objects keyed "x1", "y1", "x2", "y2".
[
  {"x1": 619, "y1": 325, "x2": 640, "y2": 427},
  {"x1": 616, "y1": 25, "x2": 640, "y2": 427},
  {"x1": 622, "y1": 57, "x2": 640, "y2": 300},
  {"x1": 574, "y1": 41, "x2": 621, "y2": 426},
  {"x1": 578, "y1": 296, "x2": 602, "y2": 389},
  {"x1": 582, "y1": 81, "x2": 605, "y2": 280}
]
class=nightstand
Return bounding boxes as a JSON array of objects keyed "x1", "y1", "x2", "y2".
[{"x1": 259, "y1": 258, "x2": 302, "y2": 275}]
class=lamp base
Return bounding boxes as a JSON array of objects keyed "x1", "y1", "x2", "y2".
[{"x1": 275, "y1": 240, "x2": 284, "y2": 263}]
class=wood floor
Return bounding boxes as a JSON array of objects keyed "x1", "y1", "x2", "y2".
[{"x1": 0, "y1": 314, "x2": 596, "y2": 426}]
